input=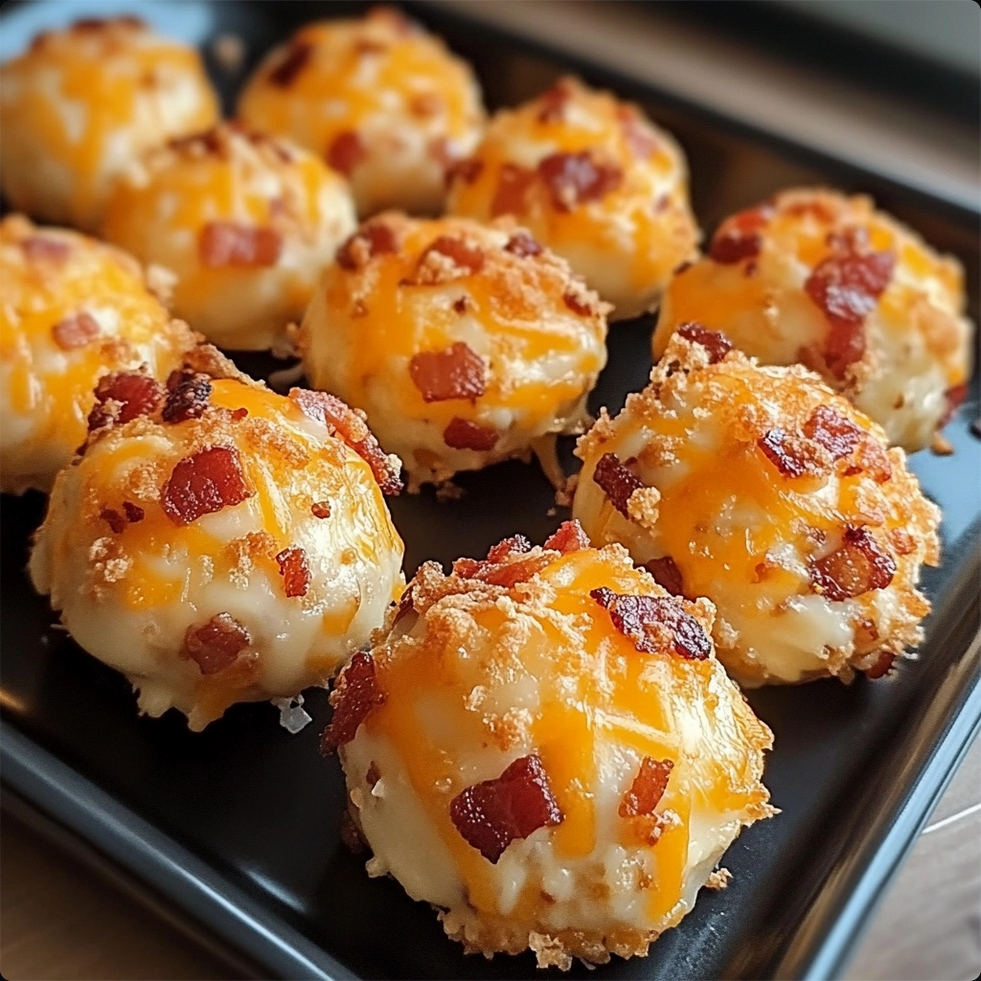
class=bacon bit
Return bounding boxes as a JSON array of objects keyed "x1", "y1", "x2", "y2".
[
  {"x1": 449, "y1": 755, "x2": 563, "y2": 863},
  {"x1": 536, "y1": 78, "x2": 574, "y2": 123},
  {"x1": 180, "y1": 613, "x2": 252, "y2": 675},
  {"x1": 366, "y1": 761, "x2": 381, "y2": 788},
  {"x1": 854, "y1": 438, "x2": 892, "y2": 483},
  {"x1": 619, "y1": 758, "x2": 674, "y2": 817},
  {"x1": 161, "y1": 372, "x2": 212, "y2": 424},
  {"x1": 804, "y1": 247, "x2": 895, "y2": 379},
  {"x1": 590, "y1": 587, "x2": 711, "y2": 659},
  {"x1": 122, "y1": 501, "x2": 145, "y2": 523},
  {"x1": 537, "y1": 151, "x2": 623, "y2": 212},
  {"x1": 443, "y1": 417, "x2": 499, "y2": 451},
  {"x1": 563, "y1": 290, "x2": 594, "y2": 317},
  {"x1": 504, "y1": 231, "x2": 543, "y2": 258},
  {"x1": 22, "y1": 236, "x2": 71, "y2": 261},
  {"x1": 889, "y1": 528, "x2": 916, "y2": 556},
  {"x1": 336, "y1": 221, "x2": 399, "y2": 271},
  {"x1": 420, "y1": 235, "x2": 485, "y2": 277},
  {"x1": 199, "y1": 222, "x2": 282, "y2": 268},
  {"x1": 327, "y1": 130, "x2": 367, "y2": 176},
  {"x1": 803, "y1": 405, "x2": 863, "y2": 460},
  {"x1": 52, "y1": 312, "x2": 100, "y2": 350},
  {"x1": 863, "y1": 650, "x2": 896, "y2": 680},
  {"x1": 810, "y1": 526, "x2": 896, "y2": 601},
  {"x1": 617, "y1": 106, "x2": 660, "y2": 159},
  {"x1": 100, "y1": 508, "x2": 126, "y2": 533},
  {"x1": 457, "y1": 553, "x2": 551, "y2": 588},
  {"x1": 447, "y1": 157, "x2": 484, "y2": 187},
  {"x1": 593, "y1": 452, "x2": 644, "y2": 518},
  {"x1": 393, "y1": 585, "x2": 415, "y2": 626},
  {"x1": 231, "y1": 407, "x2": 249, "y2": 421},
  {"x1": 88, "y1": 372, "x2": 165, "y2": 430},
  {"x1": 409, "y1": 342, "x2": 486, "y2": 403},
  {"x1": 268, "y1": 40, "x2": 312, "y2": 86},
  {"x1": 543, "y1": 520, "x2": 589, "y2": 554},
  {"x1": 289, "y1": 388, "x2": 402, "y2": 495},
  {"x1": 486, "y1": 535, "x2": 532, "y2": 563},
  {"x1": 321, "y1": 652, "x2": 386, "y2": 753},
  {"x1": 644, "y1": 556, "x2": 684, "y2": 597},
  {"x1": 275, "y1": 546, "x2": 311, "y2": 598},
  {"x1": 676, "y1": 322, "x2": 733, "y2": 363},
  {"x1": 940, "y1": 383, "x2": 968, "y2": 428},
  {"x1": 161, "y1": 446, "x2": 253, "y2": 526},
  {"x1": 490, "y1": 163, "x2": 536, "y2": 217},
  {"x1": 758, "y1": 428, "x2": 823, "y2": 479},
  {"x1": 709, "y1": 204, "x2": 773, "y2": 264},
  {"x1": 311, "y1": 501, "x2": 331, "y2": 519}
]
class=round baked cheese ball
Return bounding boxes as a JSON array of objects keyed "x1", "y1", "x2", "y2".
[
  {"x1": 237, "y1": 6, "x2": 485, "y2": 218},
  {"x1": 327, "y1": 521, "x2": 773, "y2": 969},
  {"x1": 0, "y1": 214, "x2": 195, "y2": 495},
  {"x1": 102, "y1": 123, "x2": 358, "y2": 351},
  {"x1": 575, "y1": 326, "x2": 941, "y2": 686},
  {"x1": 652, "y1": 188, "x2": 974, "y2": 452},
  {"x1": 0, "y1": 16, "x2": 219, "y2": 232},
  {"x1": 298, "y1": 213, "x2": 609, "y2": 489},
  {"x1": 446, "y1": 76, "x2": 699, "y2": 320},
  {"x1": 29, "y1": 351, "x2": 405, "y2": 731}
]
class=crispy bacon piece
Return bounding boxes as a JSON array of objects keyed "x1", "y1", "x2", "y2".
[
  {"x1": 643, "y1": 556, "x2": 684, "y2": 597},
  {"x1": 563, "y1": 290, "x2": 594, "y2": 317},
  {"x1": 543, "y1": 520, "x2": 589, "y2": 554},
  {"x1": 52, "y1": 312, "x2": 100, "y2": 350},
  {"x1": 536, "y1": 78, "x2": 574, "y2": 123},
  {"x1": 418, "y1": 236, "x2": 485, "y2": 278},
  {"x1": 676, "y1": 322, "x2": 733, "y2": 363},
  {"x1": 161, "y1": 372, "x2": 212, "y2": 424},
  {"x1": 100, "y1": 508, "x2": 126, "y2": 533},
  {"x1": 87, "y1": 372, "x2": 165, "y2": 430},
  {"x1": 268, "y1": 40, "x2": 312, "y2": 87},
  {"x1": 449, "y1": 755, "x2": 563, "y2": 863},
  {"x1": 290, "y1": 388, "x2": 402, "y2": 495},
  {"x1": 122, "y1": 501, "x2": 144, "y2": 523},
  {"x1": 804, "y1": 246, "x2": 895, "y2": 379},
  {"x1": 447, "y1": 157, "x2": 484, "y2": 187},
  {"x1": 619, "y1": 757, "x2": 674, "y2": 817},
  {"x1": 311, "y1": 501, "x2": 331, "y2": 519},
  {"x1": 161, "y1": 446, "x2": 253, "y2": 526},
  {"x1": 321, "y1": 652, "x2": 386, "y2": 753},
  {"x1": 276, "y1": 546, "x2": 311, "y2": 598},
  {"x1": 409, "y1": 342, "x2": 486, "y2": 403},
  {"x1": 863, "y1": 650, "x2": 896, "y2": 680},
  {"x1": 327, "y1": 130, "x2": 367, "y2": 176},
  {"x1": 803, "y1": 405, "x2": 863, "y2": 460},
  {"x1": 453, "y1": 534, "x2": 552, "y2": 587},
  {"x1": 486, "y1": 535, "x2": 532, "y2": 562},
  {"x1": 889, "y1": 528, "x2": 916, "y2": 556},
  {"x1": 21, "y1": 236, "x2": 71, "y2": 261},
  {"x1": 490, "y1": 163, "x2": 536, "y2": 218},
  {"x1": 617, "y1": 105, "x2": 659, "y2": 159},
  {"x1": 336, "y1": 221, "x2": 399, "y2": 271},
  {"x1": 181, "y1": 613, "x2": 252, "y2": 676},
  {"x1": 810, "y1": 526, "x2": 896, "y2": 601},
  {"x1": 504, "y1": 231, "x2": 543, "y2": 258},
  {"x1": 758, "y1": 428, "x2": 824, "y2": 479},
  {"x1": 853, "y1": 438, "x2": 892, "y2": 483},
  {"x1": 593, "y1": 452, "x2": 644, "y2": 518},
  {"x1": 590, "y1": 587, "x2": 711, "y2": 659},
  {"x1": 537, "y1": 151, "x2": 622, "y2": 212},
  {"x1": 709, "y1": 204, "x2": 773, "y2": 264},
  {"x1": 442, "y1": 417, "x2": 498, "y2": 451},
  {"x1": 199, "y1": 222, "x2": 282, "y2": 269}
]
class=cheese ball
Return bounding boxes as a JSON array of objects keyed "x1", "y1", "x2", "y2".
[
  {"x1": 237, "y1": 6, "x2": 485, "y2": 218},
  {"x1": 0, "y1": 214, "x2": 196, "y2": 495},
  {"x1": 574, "y1": 327, "x2": 941, "y2": 686},
  {"x1": 0, "y1": 16, "x2": 219, "y2": 232},
  {"x1": 446, "y1": 76, "x2": 699, "y2": 320},
  {"x1": 652, "y1": 188, "x2": 974, "y2": 452},
  {"x1": 29, "y1": 351, "x2": 405, "y2": 731},
  {"x1": 327, "y1": 522, "x2": 773, "y2": 969},
  {"x1": 102, "y1": 123, "x2": 358, "y2": 351},
  {"x1": 298, "y1": 213, "x2": 609, "y2": 489}
]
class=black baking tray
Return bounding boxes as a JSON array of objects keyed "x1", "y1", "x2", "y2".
[{"x1": 1, "y1": 3, "x2": 979, "y2": 980}]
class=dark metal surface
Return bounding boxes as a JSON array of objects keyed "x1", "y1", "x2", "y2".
[{"x1": 1, "y1": 3, "x2": 979, "y2": 980}]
